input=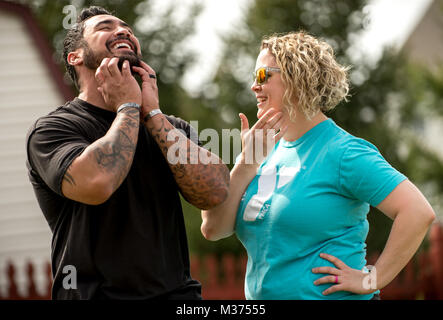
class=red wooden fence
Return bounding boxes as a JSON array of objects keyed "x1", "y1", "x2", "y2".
[
  {"x1": 373, "y1": 222, "x2": 443, "y2": 300},
  {"x1": 1, "y1": 223, "x2": 442, "y2": 300},
  {"x1": 191, "y1": 253, "x2": 247, "y2": 299}
]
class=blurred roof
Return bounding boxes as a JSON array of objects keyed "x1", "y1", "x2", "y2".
[
  {"x1": 402, "y1": 0, "x2": 443, "y2": 72},
  {"x1": 0, "y1": 0, "x2": 74, "y2": 100}
]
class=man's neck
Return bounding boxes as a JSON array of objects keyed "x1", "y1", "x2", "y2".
[
  {"x1": 78, "y1": 89, "x2": 107, "y2": 110},
  {"x1": 77, "y1": 71, "x2": 111, "y2": 111}
]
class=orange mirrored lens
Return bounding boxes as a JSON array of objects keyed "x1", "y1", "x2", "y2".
[{"x1": 256, "y1": 68, "x2": 266, "y2": 84}]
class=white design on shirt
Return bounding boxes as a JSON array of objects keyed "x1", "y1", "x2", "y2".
[
  {"x1": 243, "y1": 160, "x2": 301, "y2": 221},
  {"x1": 277, "y1": 165, "x2": 300, "y2": 189},
  {"x1": 243, "y1": 164, "x2": 277, "y2": 221}
]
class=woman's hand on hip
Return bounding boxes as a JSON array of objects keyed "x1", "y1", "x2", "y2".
[{"x1": 312, "y1": 253, "x2": 377, "y2": 296}]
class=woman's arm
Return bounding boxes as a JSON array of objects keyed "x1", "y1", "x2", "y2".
[
  {"x1": 201, "y1": 109, "x2": 286, "y2": 240},
  {"x1": 312, "y1": 180, "x2": 435, "y2": 295},
  {"x1": 372, "y1": 179, "x2": 435, "y2": 289},
  {"x1": 201, "y1": 161, "x2": 258, "y2": 241}
]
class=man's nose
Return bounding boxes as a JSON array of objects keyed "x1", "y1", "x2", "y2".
[{"x1": 115, "y1": 26, "x2": 131, "y2": 37}]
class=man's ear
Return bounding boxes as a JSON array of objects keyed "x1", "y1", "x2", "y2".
[{"x1": 67, "y1": 48, "x2": 83, "y2": 66}]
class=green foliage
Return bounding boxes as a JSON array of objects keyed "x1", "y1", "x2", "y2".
[{"x1": 16, "y1": 0, "x2": 442, "y2": 257}]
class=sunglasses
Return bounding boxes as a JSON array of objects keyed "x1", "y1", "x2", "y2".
[{"x1": 253, "y1": 67, "x2": 281, "y2": 85}]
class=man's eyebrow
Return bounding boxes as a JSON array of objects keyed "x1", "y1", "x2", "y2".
[
  {"x1": 94, "y1": 19, "x2": 132, "y2": 31},
  {"x1": 94, "y1": 19, "x2": 114, "y2": 29}
]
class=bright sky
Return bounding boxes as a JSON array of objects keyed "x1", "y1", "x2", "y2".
[
  {"x1": 353, "y1": 0, "x2": 433, "y2": 64},
  {"x1": 177, "y1": 0, "x2": 253, "y2": 94},
  {"x1": 148, "y1": 0, "x2": 434, "y2": 93}
]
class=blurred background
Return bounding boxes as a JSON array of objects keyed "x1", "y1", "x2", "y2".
[{"x1": 0, "y1": 0, "x2": 442, "y2": 300}]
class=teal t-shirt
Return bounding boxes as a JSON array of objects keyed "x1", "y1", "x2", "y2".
[{"x1": 235, "y1": 118, "x2": 407, "y2": 300}]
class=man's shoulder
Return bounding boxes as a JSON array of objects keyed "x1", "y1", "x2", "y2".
[
  {"x1": 165, "y1": 114, "x2": 190, "y2": 130},
  {"x1": 26, "y1": 101, "x2": 77, "y2": 141},
  {"x1": 164, "y1": 114, "x2": 200, "y2": 145},
  {"x1": 32, "y1": 100, "x2": 75, "y2": 125}
]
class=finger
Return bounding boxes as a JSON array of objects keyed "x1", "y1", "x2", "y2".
[
  {"x1": 95, "y1": 69, "x2": 105, "y2": 86},
  {"x1": 252, "y1": 108, "x2": 278, "y2": 130},
  {"x1": 132, "y1": 66, "x2": 153, "y2": 82},
  {"x1": 262, "y1": 122, "x2": 270, "y2": 132},
  {"x1": 100, "y1": 57, "x2": 111, "y2": 68},
  {"x1": 121, "y1": 60, "x2": 132, "y2": 78},
  {"x1": 320, "y1": 253, "x2": 347, "y2": 269},
  {"x1": 262, "y1": 114, "x2": 283, "y2": 136},
  {"x1": 272, "y1": 118, "x2": 285, "y2": 132},
  {"x1": 107, "y1": 57, "x2": 121, "y2": 77},
  {"x1": 273, "y1": 125, "x2": 288, "y2": 143},
  {"x1": 96, "y1": 58, "x2": 111, "y2": 79},
  {"x1": 311, "y1": 266, "x2": 341, "y2": 275},
  {"x1": 265, "y1": 112, "x2": 283, "y2": 129},
  {"x1": 313, "y1": 275, "x2": 338, "y2": 286},
  {"x1": 264, "y1": 128, "x2": 276, "y2": 138},
  {"x1": 139, "y1": 61, "x2": 156, "y2": 76},
  {"x1": 322, "y1": 284, "x2": 344, "y2": 296},
  {"x1": 239, "y1": 113, "x2": 249, "y2": 135}
]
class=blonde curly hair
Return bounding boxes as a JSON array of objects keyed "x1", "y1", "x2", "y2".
[{"x1": 260, "y1": 31, "x2": 350, "y2": 120}]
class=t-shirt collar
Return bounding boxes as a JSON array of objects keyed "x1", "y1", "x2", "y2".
[
  {"x1": 71, "y1": 97, "x2": 116, "y2": 121},
  {"x1": 280, "y1": 118, "x2": 334, "y2": 148}
]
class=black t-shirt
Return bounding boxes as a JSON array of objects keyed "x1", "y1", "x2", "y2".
[{"x1": 26, "y1": 98, "x2": 201, "y2": 299}]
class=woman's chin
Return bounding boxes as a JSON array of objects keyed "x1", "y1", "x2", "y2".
[{"x1": 257, "y1": 108, "x2": 265, "y2": 119}]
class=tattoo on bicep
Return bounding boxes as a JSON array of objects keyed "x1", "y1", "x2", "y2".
[
  {"x1": 92, "y1": 108, "x2": 140, "y2": 188},
  {"x1": 176, "y1": 161, "x2": 229, "y2": 208},
  {"x1": 146, "y1": 118, "x2": 229, "y2": 208},
  {"x1": 63, "y1": 168, "x2": 76, "y2": 186}
]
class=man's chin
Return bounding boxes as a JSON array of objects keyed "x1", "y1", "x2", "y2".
[{"x1": 116, "y1": 55, "x2": 141, "y2": 75}]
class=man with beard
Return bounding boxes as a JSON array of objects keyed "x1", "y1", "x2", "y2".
[{"x1": 25, "y1": 6, "x2": 230, "y2": 300}]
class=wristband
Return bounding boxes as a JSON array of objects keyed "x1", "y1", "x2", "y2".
[
  {"x1": 117, "y1": 102, "x2": 140, "y2": 113},
  {"x1": 143, "y1": 109, "x2": 162, "y2": 122}
]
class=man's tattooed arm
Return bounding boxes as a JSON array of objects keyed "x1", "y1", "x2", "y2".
[
  {"x1": 61, "y1": 108, "x2": 140, "y2": 205},
  {"x1": 144, "y1": 114, "x2": 230, "y2": 210}
]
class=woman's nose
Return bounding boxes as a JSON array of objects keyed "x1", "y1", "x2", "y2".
[{"x1": 251, "y1": 81, "x2": 262, "y2": 92}]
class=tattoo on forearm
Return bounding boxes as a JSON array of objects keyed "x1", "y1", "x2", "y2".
[
  {"x1": 145, "y1": 117, "x2": 230, "y2": 209},
  {"x1": 63, "y1": 168, "x2": 76, "y2": 186},
  {"x1": 92, "y1": 108, "x2": 140, "y2": 190}
]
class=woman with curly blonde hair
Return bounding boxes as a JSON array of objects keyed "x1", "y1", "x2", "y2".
[{"x1": 201, "y1": 31, "x2": 435, "y2": 300}]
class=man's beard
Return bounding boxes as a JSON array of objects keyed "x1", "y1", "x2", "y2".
[{"x1": 82, "y1": 40, "x2": 142, "y2": 74}]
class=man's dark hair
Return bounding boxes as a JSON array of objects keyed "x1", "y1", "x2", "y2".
[{"x1": 63, "y1": 6, "x2": 112, "y2": 89}]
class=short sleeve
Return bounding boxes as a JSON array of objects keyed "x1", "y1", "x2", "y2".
[
  {"x1": 26, "y1": 119, "x2": 89, "y2": 196},
  {"x1": 165, "y1": 115, "x2": 202, "y2": 146},
  {"x1": 339, "y1": 139, "x2": 407, "y2": 207}
]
